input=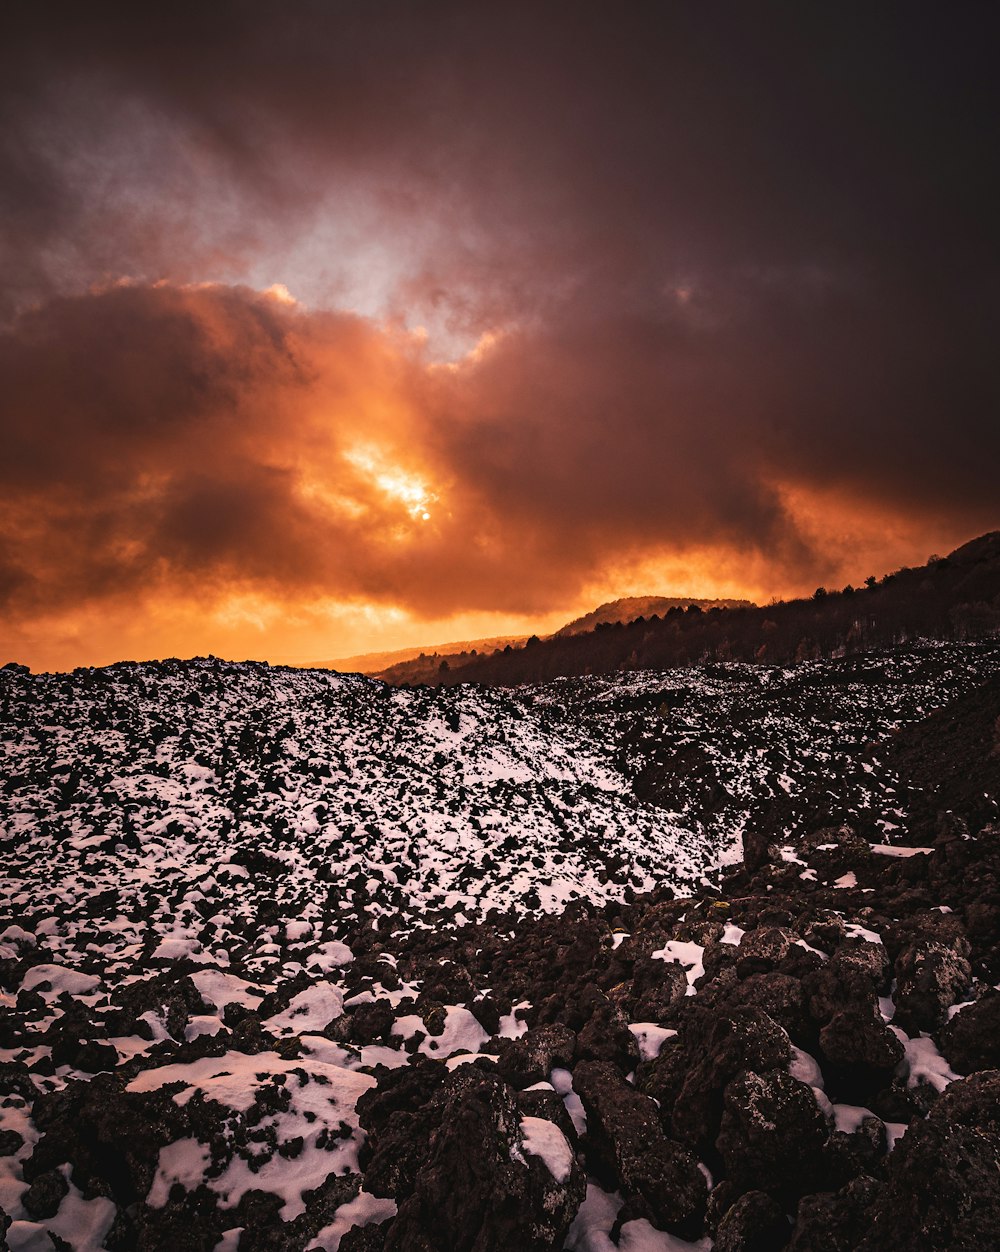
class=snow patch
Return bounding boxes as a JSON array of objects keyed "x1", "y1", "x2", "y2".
[{"x1": 519, "y1": 1115, "x2": 574, "y2": 1183}]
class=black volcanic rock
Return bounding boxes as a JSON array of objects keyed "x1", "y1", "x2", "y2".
[
  {"x1": 661, "y1": 1007, "x2": 793, "y2": 1155},
  {"x1": 21, "y1": 1168, "x2": 69, "y2": 1220},
  {"x1": 818, "y1": 1005, "x2": 903, "y2": 1079},
  {"x1": 383, "y1": 1068, "x2": 584, "y2": 1252},
  {"x1": 893, "y1": 932, "x2": 972, "y2": 1034},
  {"x1": 495, "y1": 1022, "x2": 576, "y2": 1088},
  {"x1": 621, "y1": 952, "x2": 690, "y2": 1019},
  {"x1": 858, "y1": 1072, "x2": 1000, "y2": 1250},
  {"x1": 938, "y1": 989, "x2": 1000, "y2": 1073},
  {"x1": 340, "y1": 1223, "x2": 391, "y2": 1251},
  {"x1": 573, "y1": 1059, "x2": 707, "y2": 1235},
  {"x1": 357, "y1": 1059, "x2": 450, "y2": 1200},
  {"x1": 787, "y1": 1177, "x2": 883, "y2": 1252},
  {"x1": 1, "y1": 642, "x2": 1000, "y2": 1247},
  {"x1": 716, "y1": 1069, "x2": 829, "y2": 1198},
  {"x1": 713, "y1": 1188, "x2": 791, "y2": 1252}
]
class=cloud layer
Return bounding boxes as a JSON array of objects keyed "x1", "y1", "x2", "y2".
[{"x1": 0, "y1": 4, "x2": 997, "y2": 666}]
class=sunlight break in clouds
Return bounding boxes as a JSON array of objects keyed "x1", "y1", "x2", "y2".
[
  {"x1": 0, "y1": 5, "x2": 997, "y2": 668},
  {"x1": 342, "y1": 446, "x2": 438, "y2": 524}
]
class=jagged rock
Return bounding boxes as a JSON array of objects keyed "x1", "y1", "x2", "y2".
[
  {"x1": 716, "y1": 1069, "x2": 829, "y2": 1197},
  {"x1": 894, "y1": 938, "x2": 973, "y2": 1033},
  {"x1": 349, "y1": 999, "x2": 396, "y2": 1045},
  {"x1": 340, "y1": 1223, "x2": 391, "y2": 1251},
  {"x1": 24, "y1": 1074, "x2": 185, "y2": 1206},
  {"x1": 357, "y1": 1058, "x2": 450, "y2": 1199},
  {"x1": 560, "y1": 919, "x2": 613, "y2": 977},
  {"x1": 890, "y1": 915, "x2": 972, "y2": 1034},
  {"x1": 516, "y1": 1086, "x2": 580, "y2": 1146},
  {"x1": 22, "y1": 1168, "x2": 70, "y2": 1220},
  {"x1": 384, "y1": 1068, "x2": 584, "y2": 1251},
  {"x1": 822, "y1": 1116, "x2": 888, "y2": 1187},
  {"x1": 787, "y1": 1176, "x2": 881, "y2": 1251},
  {"x1": 925, "y1": 1070, "x2": 1000, "y2": 1131},
  {"x1": 734, "y1": 927, "x2": 796, "y2": 977},
  {"x1": 660, "y1": 1008, "x2": 792, "y2": 1153},
  {"x1": 234, "y1": 1174, "x2": 363, "y2": 1252},
  {"x1": 0, "y1": 1062, "x2": 36, "y2": 1100},
  {"x1": 495, "y1": 1023, "x2": 576, "y2": 1088},
  {"x1": 417, "y1": 959, "x2": 477, "y2": 1006},
  {"x1": 802, "y1": 917, "x2": 848, "y2": 954},
  {"x1": 858, "y1": 1071, "x2": 1000, "y2": 1250},
  {"x1": 742, "y1": 826, "x2": 777, "y2": 873},
  {"x1": 718, "y1": 973, "x2": 813, "y2": 1047},
  {"x1": 468, "y1": 994, "x2": 502, "y2": 1036},
  {"x1": 713, "y1": 1189, "x2": 791, "y2": 1251},
  {"x1": 573, "y1": 1059, "x2": 707, "y2": 1236},
  {"x1": 50, "y1": 1034, "x2": 121, "y2": 1073},
  {"x1": 625, "y1": 954, "x2": 690, "y2": 1019},
  {"x1": 792, "y1": 827, "x2": 874, "y2": 880},
  {"x1": 574, "y1": 984, "x2": 639, "y2": 1068},
  {"x1": 124, "y1": 1187, "x2": 227, "y2": 1251},
  {"x1": 870, "y1": 1080, "x2": 934, "y2": 1124},
  {"x1": 108, "y1": 970, "x2": 210, "y2": 1041},
  {"x1": 818, "y1": 1004, "x2": 904, "y2": 1074},
  {"x1": 804, "y1": 946, "x2": 887, "y2": 1027},
  {"x1": 938, "y1": 988, "x2": 1000, "y2": 1073}
]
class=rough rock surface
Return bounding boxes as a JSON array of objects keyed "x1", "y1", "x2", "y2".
[
  {"x1": 0, "y1": 642, "x2": 998, "y2": 1249},
  {"x1": 573, "y1": 1059, "x2": 706, "y2": 1234}
]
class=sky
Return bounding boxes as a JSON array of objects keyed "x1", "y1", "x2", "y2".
[{"x1": 1, "y1": 2, "x2": 998, "y2": 671}]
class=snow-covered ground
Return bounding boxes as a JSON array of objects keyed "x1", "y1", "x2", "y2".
[
  {"x1": 3, "y1": 643, "x2": 997, "y2": 980},
  {"x1": 1, "y1": 641, "x2": 997, "y2": 1249}
]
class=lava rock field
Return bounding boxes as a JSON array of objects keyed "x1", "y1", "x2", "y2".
[{"x1": 1, "y1": 642, "x2": 999, "y2": 1250}]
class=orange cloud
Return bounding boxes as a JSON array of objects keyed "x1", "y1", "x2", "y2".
[{"x1": 0, "y1": 280, "x2": 995, "y2": 672}]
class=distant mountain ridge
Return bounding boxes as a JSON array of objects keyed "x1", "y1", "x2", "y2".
[
  {"x1": 422, "y1": 530, "x2": 1000, "y2": 687},
  {"x1": 327, "y1": 597, "x2": 756, "y2": 684},
  {"x1": 555, "y1": 596, "x2": 754, "y2": 637},
  {"x1": 307, "y1": 634, "x2": 529, "y2": 676}
]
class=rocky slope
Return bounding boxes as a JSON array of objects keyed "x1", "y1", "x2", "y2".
[{"x1": 1, "y1": 642, "x2": 999, "y2": 1250}]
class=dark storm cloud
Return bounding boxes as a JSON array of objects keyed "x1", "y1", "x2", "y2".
[
  {"x1": 4, "y1": 3, "x2": 997, "y2": 320},
  {"x1": 0, "y1": 2, "x2": 997, "y2": 647}
]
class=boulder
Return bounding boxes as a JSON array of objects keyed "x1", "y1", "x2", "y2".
[
  {"x1": 938, "y1": 989, "x2": 1000, "y2": 1073},
  {"x1": 716, "y1": 1070, "x2": 829, "y2": 1197},
  {"x1": 357, "y1": 1058, "x2": 449, "y2": 1199},
  {"x1": 21, "y1": 1168, "x2": 69, "y2": 1220},
  {"x1": 734, "y1": 927, "x2": 796, "y2": 977},
  {"x1": 890, "y1": 916, "x2": 972, "y2": 1035},
  {"x1": 495, "y1": 1023, "x2": 576, "y2": 1088},
  {"x1": 626, "y1": 955, "x2": 690, "y2": 1020},
  {"x1": 820, "y1": 1005, "x2": 900, "y2": 1069},
  {"x1": 787, "y1": 1177, "x2": 881, "y2": 1252},
  {"x1": 573, "y1": 1059, "x2": 707, "y2": 1236},
  {"x1": 384, "y1": 1068, "x2": 584, "y2": 1251},
  {"x1": 665, "y1": 1008, "x2": 792, "y2": 1153},
  {"x1": 714, "y1": 1188, "x2": 791, "y2": 1252},
  {"x1": 858, "y1": 1071, "x2": 1000, "y2": 1250}
]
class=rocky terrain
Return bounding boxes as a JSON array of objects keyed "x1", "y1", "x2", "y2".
[{"x1": 1, "y1": 641, "x2": 999, "y2": 1250}]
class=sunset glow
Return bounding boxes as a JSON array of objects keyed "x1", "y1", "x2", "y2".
[
  {"x1": 342, "y1": 446, "x2": 439, "y2": 523},
  {"x1": 0, "y1": 5, "x2": 996, "y2": 671}
]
